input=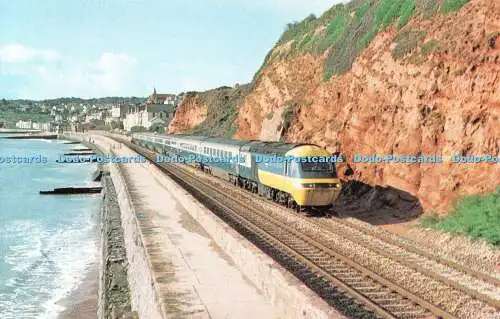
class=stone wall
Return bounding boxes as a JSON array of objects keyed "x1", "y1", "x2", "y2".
[{"x1": 98, "y1": 172, "x2": 135, "y2": 318}]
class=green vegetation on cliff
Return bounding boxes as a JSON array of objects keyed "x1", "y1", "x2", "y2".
[
  {"x1": 420, "y1": 188, "x2": 500, "y2": 245},
  {"x1": 253, "y1": 0, "x2": 470, "y2": 82},
  {"x1": 185, "y1": 84, "x2": 252, "y2": 138}
]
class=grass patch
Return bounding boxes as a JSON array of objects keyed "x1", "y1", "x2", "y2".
[
  {"x1": 440, "y1": 0, "x2": 468, "y2": 13},
  {"x1": 392, "y1": 29, "x2": 426, "y2": 59},
  {"x1": 298, "y1": 34, "x2": 313, "y2": 51},
  {"x1": 397, "y1": 0, "x2": 416, "y2": 28},
  {"x1": 421, "y1": 38, "x2": 438, "y2": 55},
  {"x1": 419, "y1": 188, "x2": 500, "y2": 245}
]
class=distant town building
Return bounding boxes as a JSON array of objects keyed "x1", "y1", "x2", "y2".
[
  {"x1": 32, "y1": 122, "x2": 51, "y2": 131},
  {"x1": 123, "y1": 104, "x2": 171, "y2": 131},
  {"x1": 15, "y1": 120, "x2": 33, "y2": 129},
  {"x1": 15, "y1": 120, "x2": 51, "y2": 131},
  {"x1": 123, "y1": 90, "x2": 181, "y2": 131},
  {"x1": 146, "y1": 88, "x2": 181, "y2": 105},
  {"x1": 84, "y1": 110, "x2": 105, "y2": 122}
]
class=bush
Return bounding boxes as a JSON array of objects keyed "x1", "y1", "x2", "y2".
[
  {"x1": 130, "y1": 126, "x2": 147, "y2": 132},
  {"x1": 149, "y1": 123, "x2": 165, "y2": 133},
  {"x1": 420, "y1": 188, "x2": 500, "y2": 245},
  {"x1": 441, "y1": 0, "x2": 469, "y2": 13},
  {"x1": 421, "y1": 39, "x2": 438, "y2": 56},
  {"x1": 110, "y1": 120, "x2": 124, "y2": 130}
]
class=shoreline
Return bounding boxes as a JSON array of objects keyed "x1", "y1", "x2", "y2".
[
  {"x1": 57, "y1": 261, "x2": 99, "y2": 319},
  {"x1": 57, "y1": 134, "x2": 133, "y2": 318},
  {"x1": 57, "y1": 138, "x2": 102, "y2": 319}
]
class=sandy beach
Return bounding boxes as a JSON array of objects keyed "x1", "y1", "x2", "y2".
[{"x1": 58, "y1": 262, "x2": 99, "y2": 319}]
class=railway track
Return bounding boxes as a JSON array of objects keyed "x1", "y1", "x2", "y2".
[{"x1": 104, "y1": 134, "x2": 479, "y2": 319}]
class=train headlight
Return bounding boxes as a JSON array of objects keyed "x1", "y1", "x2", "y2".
[{"x1": 301, "y1": 183, "x2": 316, "y2": 188}]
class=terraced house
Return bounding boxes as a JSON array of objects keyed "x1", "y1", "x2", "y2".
[{"x1": 123, "y1": 89, "x2": 181, "y2": 131}]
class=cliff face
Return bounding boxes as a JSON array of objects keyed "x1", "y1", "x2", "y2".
[
  {"x1": 169, "y1": 84, "x2": 252, "y2": 137},
  {"x1": 235, "y1": 0, "x2": 500, "y2": 213},
  {"x1": 168, "y1": 93, "x2": 208, "y2": 133}
]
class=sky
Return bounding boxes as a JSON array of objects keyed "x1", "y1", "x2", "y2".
[{"x1": 0, "y1": 0, "x2": 345, "y2": 100}]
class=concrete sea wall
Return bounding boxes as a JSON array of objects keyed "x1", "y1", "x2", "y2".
[
  {"x1": 98, "y1": 172, "x2": 135, "y2": 318},
  {"x1": 107, "y1": 163, "x2": 165, "y2": 318}
]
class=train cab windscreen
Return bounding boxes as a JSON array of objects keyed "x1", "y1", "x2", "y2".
[{"x1": 299, "y1": 161, "x2": 337, "y2": 178}]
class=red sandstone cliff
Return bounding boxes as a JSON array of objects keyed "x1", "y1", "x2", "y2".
[
  {"x1": 234, "y1": 0, "x2": 500, "y2": 213},
  {"x1": 168, "y1": 93, "x2": 207, "y2": 133}
]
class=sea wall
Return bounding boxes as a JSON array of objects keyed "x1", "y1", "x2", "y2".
[
  {"x1": 98, "y1": 172, "x2": 134, "y2": 318},
  {"x1": 107, "y1": 162, "x2": 165, "y2": 318}
]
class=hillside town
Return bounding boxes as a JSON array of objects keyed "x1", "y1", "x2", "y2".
[{"x1": 4, "y1": 89, "x2": 183, "y2": 133}]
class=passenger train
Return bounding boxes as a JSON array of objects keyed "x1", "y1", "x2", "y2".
[{"x1": 131, "y1": 133, "x2": 342, "y2": 210}]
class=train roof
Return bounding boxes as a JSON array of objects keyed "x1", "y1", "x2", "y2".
[
  {"x1": 133, "y1": 133, "x2": 320, "y2": 154},
  {"x1": 240, "y1": 141, "x2": 317, "y2": 155},
  {"x1": 203, "y1": 137, "x2": 249, "y2": 146}
]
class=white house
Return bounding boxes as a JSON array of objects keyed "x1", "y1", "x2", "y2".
[
  {"x1": 123, "y1": 104, "x2": 171, "y2": 131},
  {"x1": 32, "y1": 122, "x2": 51, "y2": 131},
  {"x1": 16, "y1": 120, "x2": 33, "y2": 129}
]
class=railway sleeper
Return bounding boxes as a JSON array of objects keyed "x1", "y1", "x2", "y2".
[
  {"x1": 350, "y1": 285, "x2": 380, "y2": 292},
  {"x1": 340, "y1": 278, "x2": 368, "y2": 285},
  {"x1": 391, "y1": 309, "x2": 432, "y2": 318},
  {"x1": 384, "y1": 303, "x2": 421, "y2": 311},
  {"x1": 370, "y1": 297, "x2": 405, "y2": 306}
]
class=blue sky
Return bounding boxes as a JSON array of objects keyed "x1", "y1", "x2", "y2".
[{"x1": 0, "y1": 0, "x2": 343, "y2": 99}]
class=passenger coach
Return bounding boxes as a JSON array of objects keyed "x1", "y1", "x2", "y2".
[{"x1": 131, "y1": 133, "x2": 342, "y2": 210}]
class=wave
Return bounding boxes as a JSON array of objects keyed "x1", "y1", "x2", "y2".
[{"x1": 0, "y1": 211, "x2": 98, "y2": 318}]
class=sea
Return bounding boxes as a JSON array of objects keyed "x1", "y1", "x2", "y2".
[{"x1": 0, "y1": 136, "x2": 100, "y2": 318}]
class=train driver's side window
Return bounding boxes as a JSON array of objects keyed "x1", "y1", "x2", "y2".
[{"x1": 288, "y1": 161, "x2": 299, "y2": 177}]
